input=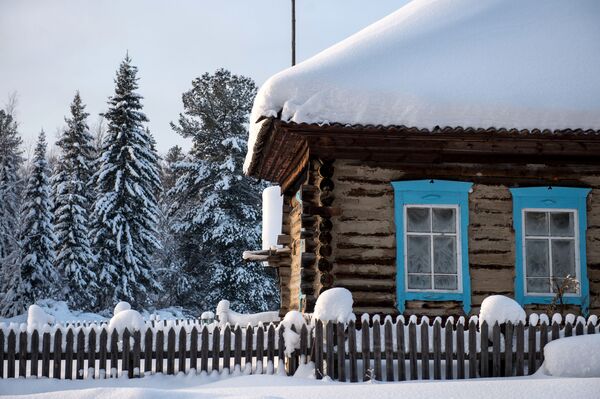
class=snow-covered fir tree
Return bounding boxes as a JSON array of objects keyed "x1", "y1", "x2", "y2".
[
  {"x1": 52, "y1": 92, "x2": 98, "y2": 308},
  {"x1": 9, "y1": 131, "x2": 58, "y2": 314},
  {"x1": 169, "y1": 69, "x2": 279, "y2": 313},
  {"x1": 91, "y1": 55, "x2": 161, "y2": 309},
  {"x1": 0, "y1": 109, "x2": 25, "y2": 316}
]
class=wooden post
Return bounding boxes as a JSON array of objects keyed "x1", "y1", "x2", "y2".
[
  {"x1": 88, "y1": 329, "x2": 97, "y2": 379},
  {"x1": 65, "y1": 328, "x2": 75, "y2": 380},
  {"x1": 348, "y1": 320, "x2": 358, "y2": 382},
  {"x1": 361, "y1": 319, "x2": 370, "y2": 381},
  {"x1": 53, "y1": 329, "x2": 63, "y2": 379},
  {"x1": 421, "y1": 320, "x2": 430, "y2": 380},
  {"x1": 155, "y1": 330, "x2": 164, "y2": 374},
  {"x1": 456, "y1": 321, "x2": 465, "y2": 379},
  {"x1": 516, "y1": 322, "x2": 524, "y2": 376},
  {"x1": 445, "y1": 320, "x2": 454, "y2": 380},
  {"x1": 18, "y1": 330, "x2": 27, "y2": 378},
  {"x1": 409, "y1": 321, "x2": 418, "y2": 380},
  {"x1": 504, "y1": 322, "x2": 513, "y2": 377},
  {"x1": 432, "y1": 320, "x2": 441, "y2": 380},
  {"x1": 201, "y1": 326, "x2": 209, "y2": 373},
  {"x1": 99, "y1": 329, "x2": 107, "y2": 378},
  {"x1": 223, "y1": 325, "x2": 231, "y2": 373},
  {"x1": 397, "y1": 319, "x2": 406, "y2": 381},
  {"x1": 575, "y1": 320, "x2": 584, "y2": 336},
  {"x1": 31, "y1": 330, "x2": 39, "y2": 378},
  {"x1": 212, "y1": 325, "x2": 221, "y2": 373},
  {"x1": 41, "y1": 331, "x2": 50, "y2": 378},
  {"x1": 384, "y1": 320, "x2": 394, "y2": 382},
  {"x1": 468, "y1": 320, "x2": 477, "y2": 378},
  {"x1": 480, "y1": 321, "x2": 489, "y2": 378},
  {"x1": 564, "y1": 321, "x2": 573, "y2": 337},
  {"x1": 300, "y1": 324, "x2": 308, "y2": 364},
  {"x1": 144, "y1": 329, "x2": 153, "y2": 375},
  {"x1": 315, "y1": 320, "x2": 324, "y2": 379}
]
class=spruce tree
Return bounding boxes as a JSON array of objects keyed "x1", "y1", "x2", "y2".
[
  {"x1": 53, "y1": 92, "x2": 98, "y2": 308},
  {"x1": 91, "y1": 55, "x2": 161, "y2": 309},
  {"x1": 13, "y1": 131, "x2": 57, "y2": 312},
  {"x1": 170, "y1": 69, "x2": 279, "y2": 313},
  {"x1": 0, "y1": 109, "x2": 25, "y2": 316}
]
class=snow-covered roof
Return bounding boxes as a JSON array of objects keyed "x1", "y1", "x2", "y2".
[{"x1": 244, "y1": 0, "x2": 600, "y2": 172}]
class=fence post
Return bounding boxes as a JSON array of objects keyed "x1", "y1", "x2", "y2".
[{"x1": 348, "y1": 320, "x2": 358, "y2": 382}]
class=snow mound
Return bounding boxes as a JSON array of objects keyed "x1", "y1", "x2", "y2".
[
  {"x1": 245, "y1": 0, "x2": 600, "y2": 173},
  {"x1": 479, "y1": 295, "x2": 525, "y2": 327},
  {"x1": 27, "y1": 305, "x2": 55, "y2": 333},
  {"x1": 114, "y1": 301, "x2": 131, "y2": 316},
  {"x1": 542, "y1": 334, "x2": 600, "y2": 377},
  {"x1": 216, "y1": 300, "x2": 280, "y2": 327},
  {"x1": 312, "y1": 288, "x2": 353, "y2": 324},
  {"x1": 108, "y1": 309, "x2": 145, "y2": 333},
  {"x1": 281, "y1": 311, "x2": 307, "y2": 356}
]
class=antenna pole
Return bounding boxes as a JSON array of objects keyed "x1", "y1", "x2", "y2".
[{"x1": 291, "y1": 0, "x2": 296, "y2": 66}]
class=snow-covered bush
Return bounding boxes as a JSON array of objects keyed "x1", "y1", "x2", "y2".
[
  {"x1": 479, "y1": 295, "x2": 526, "y2": 327},
  {"x1": 312, "y1": 287, "x2": 354, "y2": 324},
  {"x1": 108, "y1": 305, "x2": 145, "y2": 333},
  {"x1": 216, "y1": 299, "x2": 280, "y2": 327},
  {"x1": 542, "y1": 334, "x2": 600, "y2": 378}
]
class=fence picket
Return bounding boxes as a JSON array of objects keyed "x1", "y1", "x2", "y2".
[
  {"x1": 41, "y1": 331, "x2": 50, "y2": 378},
  {"x1": 539, "y1": 322, "x2": 548, "y2": 364},
  {"x1": 277, "y1": 325, "x2": 285, "y2": 375},
  {"x1": 326, "y1": 322, "x2": 335, "y2": 378},
  {"x1": 31, "y1": 330, "x2": 39, "y2": 378},
  {"x1": 421, "y1": 319, "x2": 430, "y2": 380},
  {"x1": 372, "y1": 320, "x2": 382, "y2": 381},
  {"x1": 468, "y1": 320, "x2": 476, "y2": 378},
  {"x1": 299, "y1": 324, "x2": 308, "y2": 364},
  {"x1": 201, "y1": 326, "x2": 209, "y2": 373},
  {"x1": 256, "y1": 325, "x2": 264, "y2": 374},
  {"x1": 445, "y1": 320, "x2": 453, "y2": 380},
  {"x1": 348, "y1": 320, "x2": 358, "y2": 382},
  {"x1": 234, "y1": 325, "x2": 242, "y2": 373},
  {"x1": 0, "y1": 330, "x2": 4, "y2": 378},
  {"x1": 396, "y1": 319, "x2": 406, "y2": 381},
  {"x1": 504, "y1": 322, "x2": 513, "y2": 377},
  {"x1": 315, "y1": 320, "x2": 324, "y2": 380},
  {"x1": 527, "y1": 324, "x2": 536, "y2": 375},
  {"x1": 564, "y1": 321, "x2": 573, "y2": 337},
  {"x1": 516, "y1": 322, "x2": 524, "y2": 376},
  {"x1": 361, "y1": 319, "x2": 370, "y2": 381},
  {"x1": 190, "y1": 327, "x2": 198, "y2": 372},
  {"x1": 144, "y1": 328, "x2": 153, "y2": 375},
  {"x1": 267, "y1": 324, "x2": 276, "y2": 371},
  {"x1": 480, "y1": 321, "x2": 489, "y2": 378},
  {"x1": 409, "y1": 321, "x2": 418, "y2": 380},
  {"x1": 18, "y1": 330, "x2": 27, "y2": 378},
  {"x1": 588, "y1": 321, "x2": 595, "y2": 335},
  {"x1": 53, "y1": 329, "x2": 63, "y2": 379},
  {"x1": 123, "y1": 328, "x2": 132, "y2": 378},
  {"x1": 456, "y1": 321, "x2": 464, "y2": 379},
  {"x1": 575, "y1": 321, "x2": 584, "y2": 336},
  {"x1": 110, "y1": 330, "x2": 119, "y2": 378},
  {"x1": 551, "y1": 321, "x2": 560, "y2": 340},
  {"x1": 223, "y1": 325, "x2": 231, "y2": 373},
  {"x1": 166, "y1": 328, "x2": 175, "y2": 375},
  {"x1": 384, "y1": 320, "x2": 393, "y2": 382},
  {"x1": 245, "y1": 325, "x2": 253, "y2": 373},
  {"x1": 492, "y1": 323, "x2": 501, "y2": 377},
  {"x1": 156, "y1": 330, "x2": 164, "y2": 374},
  {"x1": 99, "y1": 329, "x2": 107, "y2": 378},
  {"x1": 133, "y1": 330, "x2": 141, "y2": 377},
  {"x1": 213, "y1": 325, "x2": 221, "y2": 373},
  {"x1": 7, "y1": 331, "x2": 15, "y2": 378},
  {"x1": 338, "y1": 322, "x2": 347, "y2": 382},
  {"x1": 88, "y1": 329, "x2": 97, "y2": 379},
  {"x1": 432, "y1": 320, "x2": 441, "y2": 380}
]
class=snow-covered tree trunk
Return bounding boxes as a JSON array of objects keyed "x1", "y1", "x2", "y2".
[{"x1": 91, "y1": 55, "x2": 161, "y2": 309}]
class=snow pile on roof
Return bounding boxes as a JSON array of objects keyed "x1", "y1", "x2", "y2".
[
  {"x1": 108, "y1": 306, "x2": 146, "y2": 333},
  {"x1": 312, "y1": 287, "x2": 354, "y2": 324},
  {"x1": 262, "y1": 186, "x2": 283, "y2": 249},
  {"x1": 216, "y1": 300, "x2": 280, "y2": 327},
  {"x1": 542, "y1": 334, "x2": 600, "y2": 378},
  {"x1": 479, "y1": 295, "x2": 526, "y2": 327},
  {"x1": 245, "y1": 0, "x2": 600, "y2": 172}
]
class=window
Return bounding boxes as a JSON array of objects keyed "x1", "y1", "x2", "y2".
[
  {"x1": 392, "y1": 180, "x2": 472, "y2": 313},
  {"x1": 510, "y1": 187, "x2": 590, "y2": 312}
]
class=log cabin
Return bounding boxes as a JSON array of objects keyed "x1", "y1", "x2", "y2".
[{"x1": 243, "y1": 0, "x2": 600, "y2": 317}]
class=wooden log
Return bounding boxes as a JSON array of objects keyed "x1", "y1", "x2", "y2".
[
  {"x1": 319, "y1": 218, "x2": 333, "y2": 232},
  {"x1": 234, "y1": 326, "x2": 242, "y2": 372},
  {"x1": 317, "y1": 258, "x2": 333, "y2": 272},
  {"x1": 326, "y1": 322, "x2": 335, "y2": 378},
  {"x1": 18, "y1": 330, "x2": 27, "y2": 378},
  {"x1": 480, "y1": 321, "x2": 489, "y2": 378},
  {"x1": 397, "y1": 319, "x2": 406, "y2": 381},
  {"x1": 144, "y1": 328, "x2": 153, "y2": 375},
  {"x1": 201, "y1": 327, "x2": 209, "y2": 373},
  {"x1": 177, "y1": 328, "x2": 186, "y2": 374},
  {"x1": 409, "y1": 322, "x2": 418, "y2": 380},
  {"x1": 245, "y1": 325, "x2": 253, "y2": 373},
  {"x1": 432, "y1": 320, "x2": 441, "y2": 380},
  {"x1": 505, "y1": 322, "x2": 513, "y2": 377},
  {"x1": 492, "y1": 323, "x2": 501, "y2": 377},
  {"x1": 315, "y1": 320, "x2": 324, "y2": 379},
  {"x1": 65, "y1": 328, "x2": 75, "y2": 380},
  {"x1": 223, "y1": 325, "x2": 231, "y2": 373},
  {"x1": 76, "y1": 329, "x2": 85, "y2": 379},
  {"x1": 384, "y1": 319, "x2": 394, "y2": 382},
  {"x1": 456, "y1": 321, "x2": 465, "y2": 379},
  {"x1": 373, "y1": 320, "x2": 382, "y2": 381},
  {"x1": 155, "y1": 330, "x2": 164, "y2": 374},
  {"x1": 110, "y1": 330, "x2": 119, "y2": 377},
  {"x1": 348, "y1": 320, "x2": 358, "y2": 382},
  {"x1": 99, "y1": 329, "x2": 107, "y2": 378},
  {"x1": 527, "y1": 324, "x2": 536, "y2": 375},
  {"x1": 445, "y1": 320, "x2": 453, "y2": 379},
  {"x1": 123, "y1": 329, "x2": 131, "y2": 378},
  {"x1": 41, "y1": 331, "x2": 50, "y2": 378},
  {"x1": 337, "y1": 322, "x2": 346, "y2": 382},
  {"x1": 516, "y1": 322, "x2": 524, "y2": 376},
  {"x1": 468, "y1": 320, "x2": 477, "y2": 378},
  {"x1": 361, "y1": 319, "x2": 370, "y2": 381},
  {"x1": 31, "y1": 330, "x2": 39, "y2": 378},
  {"x1": 421, "y1": 320, "x2": 430, "y2": 380},
  {"x1": 88, "y1": 329, "x2": 97, "y2": 379}
]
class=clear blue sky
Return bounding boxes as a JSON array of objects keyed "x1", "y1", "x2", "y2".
[{"x1": 0, "y1": 0, "x2": 407, "y2": 153}]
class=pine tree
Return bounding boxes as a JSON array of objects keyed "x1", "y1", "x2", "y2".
[
  {"x1": 91, "y1": 55, "x2": 161, "y2": 309},
  {"x1": 52, "y1": 92, "x2": 98, "y2": 308},
  {"x1": 10, "y1": 131, "x2": 58, "y2": 313},
  {"x1": 0, "y1": 109, "x2": 25, "y2": 316},
  {"x1": 170, "y1": 69, "x2": 279, "y2": 313}
]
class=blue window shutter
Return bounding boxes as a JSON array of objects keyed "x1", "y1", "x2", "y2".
[
  {"x1": 510, "y1": 186, "x2": 591, "y2": 314},
  {"x1": 391, "y1": 179, "x2": 473, "y2": 314}
]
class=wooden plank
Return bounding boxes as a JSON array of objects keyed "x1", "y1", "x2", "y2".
[
  {"x1": 492, "y1": 323, "x2": 501, "y2": 377},
  {"x1": 409, "y1": 322, "x2": 418, "y2": 380},
  {"x1": 256, "y1": 325, "x2": 264, "y2": 374},
  {"x1": 432, "y1": 320, "x2": 441, "y2": 380},
  {"x1": 234, "y1": 326, "x2": 242, "y2": 373},
  {"x1": 110, "y1": 330, "x2": 119, "y2": 377},
  {"x1": 361, "y1": 319, "x2": 370, "y2": 381},
  {"x1": 539, "y1": 322, "x2": 548, "y2": 364},
  {"x1": 480, "y1": 321, "x2": 489, "y2": 378},
  {"x1": 516, "y1": 322, "x2": 525, "y2": 376},
  {"x1": 41, "y1": 331, "x2": 50, "y2": 378},
  {"x1": 64, "y1": 329, "x2": 74, "y2": 379},
  {"x1": 122, "y1": 329, "x2": 131, "y2": 378},
  {"x1": 166, "y1": 328, "x2": 175, "y2": 375},
  {"x1": 76, "y1": 329, "x2": 85, "y2": 379},
  {"x1": 445, "y1": 320, "x2": 453, "y2": 380},
  {"x1": 564, "y1": 321, "x2": 573, "y2": 337},
  {"x1": 99, "y1": 329, "x2": 107, "y2": 378},
  {"x1": 372, "y1": 320, "x2": 382, "y2": 381},
  {"x1": 144, "y1": 328, "x2": 153, "y2": 375},
  {"x1": 18, "y1": 331, "x2": 27, "y2": 378},
  {"x1": 576, "y1": 321, "x2": 584, "y2": 336},
  {"x1": 348, "y1": 320, "x2": 358, "y2": 382},
  {"x1": 53, "y1": 329, "x2": 63, "y2": 379},
  {"x1": 397, "y1": 319, "x2": 406, "y2": 381},
  {"x1": 155, "y1": 330, "x2": 164, "y2": 374},
  {"x1": 456, "y1": 321, "x2": 465, "y2": 379},
  {"x1": 315, "y1": 320, "x2": 324, "y2": 379},
  {"x1": 201, "y1": 327, "x2": 209, "y2": 373},
  {"x1": 222, "y1": 325, "x2": 231, "y2": 373},
  {"x1": 384, "y1": 320, "x2": 394, "y2": 382},
  {"x1": 245, "y1": 325, "x2": 253, "y2": 373},
  {"x1": 88, "y1": 329, "x2": 97, "y2": 379},
  {"x1": 551, "y1": 322, "x2": 560, "y2": 341},
  {"x1": 468, "y1": 320, "x2": 477, "y2": 378},
  {"x1": 31, "y1": 330, "x2": 39, "y2": 378},
  {"x1": 267, "y1": 324, "x2": 276, "y2": 371},
  {"x1": 421, "y1": 320, "x2": 430, "y2": 380},
  {"x1": 333, "y1": 322, "x2": 344, "y2": 382},
  {"x1": 190, "y1": 327, "x2": 198, "y2": 372},
  {"x1": 212, "y1": 325, "x2": 221, "y2": 373},
  {"x1": 325, "y1": 322, "x2": 334, "y2": 378},
  {"x1": 504, "y1": 322, "x2": 513, "y2": 377},
  {"x1": 527, "y1": 324, "x2": 536, "y2": 375},
  {"x1": 278, "y1": 325, "x2": 285, "y2": 375},
  {"x1": 132, "y1": 330, "x2": 141, "y2": 377}
]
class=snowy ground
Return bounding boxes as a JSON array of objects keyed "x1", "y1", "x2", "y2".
[{"x1": 1, "y1": 373, "x2": 600, "y2": 399}]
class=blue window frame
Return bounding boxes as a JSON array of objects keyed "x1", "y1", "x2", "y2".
[
  {"x1": 391, "y1": 180, "x2": 473, "y2": 314},
  {"x1": 510, "y1": 187, "x2": 591, "y2": 313}
]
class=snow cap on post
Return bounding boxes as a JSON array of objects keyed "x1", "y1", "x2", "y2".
[{"x1": 312, "y1": 287, "x2": 354, "y2": 324}]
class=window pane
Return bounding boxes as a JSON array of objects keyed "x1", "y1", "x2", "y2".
[
  {"x1": 408, "y1": 274, "x2": 431, "y2": 290},
  {"x1": 434, "y1": 275, "x2": 457, "y2": 290},
  {"x1": 525, "y1": 239, "x2": 549, "y2": 277},
  {"x1": 432, "y1": 208, "x2": 456, "y2": 233},
  {"x1": 527, "y1": 278, "x2": 550, "y2": 293},
  {"x1": 551, "y1": 239, "x2": 576, "y2": 278},
  {"x1": 407, "y1": 207, "x2": 430, "y2": 232},
  {"x1": 433, "y1": 236, "x2": 457, "y2": 274},
  {"x1": 407, "y1": 235, "x2": 431, "y2": 273},
  {"x1": 550, "y1": 212, "x2": 574, "y2": 237},
  {"x1": 525, "y1": 212, "x2": 548, "y2": 236}
]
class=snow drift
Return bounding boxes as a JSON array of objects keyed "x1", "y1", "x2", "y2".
[{"x1": 542, "y1": 334, "x2": 600, "y2": 378}]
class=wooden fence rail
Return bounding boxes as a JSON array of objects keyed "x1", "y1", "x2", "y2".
[{"x1": 1, "y1": 314, "x2": 598, "y2": 381}]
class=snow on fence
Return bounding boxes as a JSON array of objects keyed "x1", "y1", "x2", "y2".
[{"x1": 0, "y1": 314, "x2": 598, "y2": 381}]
